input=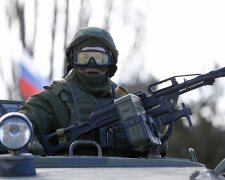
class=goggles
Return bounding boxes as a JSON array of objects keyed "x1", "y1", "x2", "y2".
[{"x1": 72, "y1": 50, "x2": 112, "y2": 66}]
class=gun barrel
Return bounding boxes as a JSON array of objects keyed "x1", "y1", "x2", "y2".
[{"x1": 148, "y1": 66, "x2": 225, "y2": 98}]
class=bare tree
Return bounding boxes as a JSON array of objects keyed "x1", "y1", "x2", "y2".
[
  {"x1": 103, "y1": 0, "x2": 113, "y2": 31},
  {"x1": 49, "y1": 1, "x2": 58, "y2": 80},
  {"x1": 15, "y1": 0, "x2": 26, "y2": 49},
  {"x1": 63, "y1": 0, "x2": 70, "y2": 74},
  {"x1": 15, "y1": 0, "x2": 37, "y2": 56},
  {"x1": 30, "y1": 0, "x2": 38, "y2": 56},
  {"x1": 77, "y1": 0, "x2": 91, "y2": 29}
]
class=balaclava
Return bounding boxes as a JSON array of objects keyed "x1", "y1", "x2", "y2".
[{"x1": 72, "y1": 38, "x2": 112, "y2": 97}]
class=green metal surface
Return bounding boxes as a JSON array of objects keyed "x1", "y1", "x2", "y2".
[{"x1": 34, "y1": 156, "x2": 205, "y2": 168}]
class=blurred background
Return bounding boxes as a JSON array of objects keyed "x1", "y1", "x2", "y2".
[{"x1": 0, "y1": 0, "x2": 225, "y2": 169}]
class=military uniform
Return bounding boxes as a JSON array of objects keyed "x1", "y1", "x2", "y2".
[
  {"x1": 19, "y1": 27, "x2": 163, "y2": 157},
  {"x1": 20, "y1": 67, "x2": 141, "y2": 157}
]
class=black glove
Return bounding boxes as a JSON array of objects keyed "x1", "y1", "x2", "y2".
[{"x1": 28, "y1": 139, "x2": 46, "y2": 156}]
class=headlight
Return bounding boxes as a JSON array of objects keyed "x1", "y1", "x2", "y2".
[{"x1": 0, "y1": 112, "x2": 32, "y2": 150}]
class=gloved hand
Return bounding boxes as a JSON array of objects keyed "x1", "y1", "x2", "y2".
[{"x1": 28, "y1": 139, "x2": 46, "y2": 156}]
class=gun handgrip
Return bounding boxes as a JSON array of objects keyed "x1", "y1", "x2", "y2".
[{"x1": 181, "y1": 103, "x2": 193, "y2": 127}]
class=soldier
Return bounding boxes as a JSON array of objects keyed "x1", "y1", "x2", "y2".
[
  {"x1": 19, "y1": 27, "x2": 167, "y2": 157},
  {"x1": 19, "y1": 27, "x2": 135, "y2": 156}
]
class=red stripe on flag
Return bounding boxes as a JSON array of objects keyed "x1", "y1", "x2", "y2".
[{"x1": 19, "y1": 78, "x2": 41, "y2": 98}]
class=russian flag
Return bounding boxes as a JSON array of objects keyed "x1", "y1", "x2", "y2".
[{"x1": 18, "y1": 51, "x2": 50, "y2": 99}]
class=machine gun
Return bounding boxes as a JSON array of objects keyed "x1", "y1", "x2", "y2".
[{"x1": 40, "y1": 67, "x2": 225, "y2": 156}]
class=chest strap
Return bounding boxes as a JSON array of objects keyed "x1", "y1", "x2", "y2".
[{"x1": 64, "y1": 80, "x2": 80, "y2": 125}]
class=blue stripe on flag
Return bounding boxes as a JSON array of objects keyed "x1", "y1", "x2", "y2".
[{"x1": 19, "y1": 63, "x2": 48, "y2": 90}]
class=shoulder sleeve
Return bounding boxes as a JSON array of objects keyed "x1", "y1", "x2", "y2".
[
  {"x1": 19, "y1": 91, "x2": 56, "y2": 140},
  {"x1": 44, "y1": 79, "x2": 69, "y2": 95}
]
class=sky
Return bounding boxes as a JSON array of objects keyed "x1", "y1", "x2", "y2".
[
  {"x1": 1, "y1": 0, "x2": 225, "y2": 127},
  {"x1": 144, "y1": 0, "x2": 225, "y2": 79}
]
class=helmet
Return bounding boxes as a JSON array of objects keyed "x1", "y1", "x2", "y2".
[{"x1": 66, "y1": 27, "x2": 119, "y2": 77}]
